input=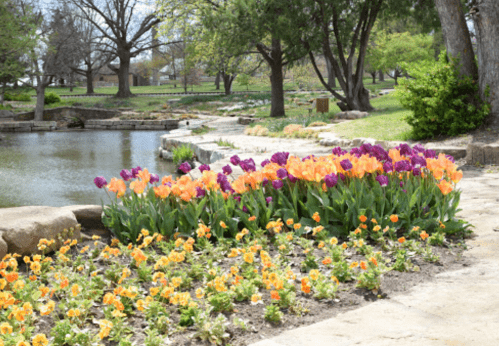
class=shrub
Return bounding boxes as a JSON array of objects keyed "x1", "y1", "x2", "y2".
[
  {"x1": 5, "y1": 93, "x2": 31, "y2": 101},
  {"x1": 172, "y1": 144, "x2": 194, "y2": 166},
  {"x1": 395, "y1": 50, "x2": 490, "y2": 140},
  {"x1": 44, "y1": 91, "x2": 62, "y2": 105}
]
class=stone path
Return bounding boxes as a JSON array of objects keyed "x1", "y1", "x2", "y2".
[{"x1": 247, "y1": 169, "x2": 499, "y2": 346}]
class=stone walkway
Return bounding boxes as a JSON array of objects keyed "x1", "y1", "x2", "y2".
[{"x1": 249, "y1": 169, "x2": 499, "y2": 346}]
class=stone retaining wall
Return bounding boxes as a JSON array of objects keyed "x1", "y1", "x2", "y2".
[
  {"x1": 0, "y1": 121, "x2": 57, "y2": 132},
  {"x1": 14, "y1": 107, "x2": 119, "y2": 122},
  {"x1": 85, "y1": 119, "x2": 179, "y2": 130}
]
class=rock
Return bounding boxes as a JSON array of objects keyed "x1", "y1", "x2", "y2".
[
  {"x1": 0, "y1": 109, "x2": 14, "y2": 118},
  {"x1": 238, "y1": 117, "x2": 257, "y2": 125},
  {"x1": 335, "y1": 111, "x2": 369, "y2": 120},
  {"x1": 60, "y1": 205, "x2": 105, "y2": 231},
  {"x1": 0, "y1": 206, "x2": 80, "y2": 259},
  {"x1": 466, "y1": 142, "x2": 499, "y2": 165}
]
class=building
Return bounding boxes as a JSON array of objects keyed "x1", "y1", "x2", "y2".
[{"x1": 93, "y1": 64, "x2": 150, "y2": 87}]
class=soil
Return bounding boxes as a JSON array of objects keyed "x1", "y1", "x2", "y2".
[{"x1": 15, "y1": 227, "x2": 473, "y2": 346}]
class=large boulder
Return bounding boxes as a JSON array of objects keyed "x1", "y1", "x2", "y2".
[
  {"x1": 0, "y1": 109, "x2": 14, "y2": 119},
  {"x1": 0, "y1": 206, "x2": 80, "y2": 259},
  {"x1": 335, "y1": 110, "x2": 369, "y2": 120},
  {"x1": 60, "y1": 205, "x2": 105, "y2": 230}
]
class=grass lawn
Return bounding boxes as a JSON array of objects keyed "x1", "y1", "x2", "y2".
[
  {"x1": 330, "y1": 93, "x2": 413, "y2": 141},
  {"x1": 14, "y1": 77, "x2": 395, "y2": 96}
]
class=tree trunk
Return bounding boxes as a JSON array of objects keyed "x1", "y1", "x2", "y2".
[
  {"x1": 472, "y1": 0, "x2": 499, "y2": 124},
  {"x1": 0, "y1": 83, "x2": 5, "y2": 105},
  {"x1": 86, "y1": 70, "x2": 94, "y2": 94},
  {"x1": 269, "y1": 38, "x2": 285, "y2": 118},
  {"x1": 434, "y1": 0, "x2": 478, "y2": 81},
  {"x1": 378, "y1": 69, "x2": 384, "y2": 81},
  {"x1": 116, "y1": 54, "x2": 133, "y2": 98},
  {"x1": 34, "y1": 84, "x2": 46, "y2": 122},
  {"x1": 326, "y1": 58, "x2": 336, "y2": 88},
  {"x1": 215, "y1": 72, "x2": 220, "y2": 90},
  {"x1": 370, "y1": 72, "x2": 376, "y2": 84},
  {"x1": 222, "y1": 73, "x2": 234, "y2": 95}
]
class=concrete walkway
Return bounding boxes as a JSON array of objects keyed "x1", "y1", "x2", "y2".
[{"x1": 249, "y1": 169, "x2": 499, "y2": 346}]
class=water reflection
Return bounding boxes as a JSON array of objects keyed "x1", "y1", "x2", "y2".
[{"x1": 0, "y1": 130, "x2": 176, "y2": 207}]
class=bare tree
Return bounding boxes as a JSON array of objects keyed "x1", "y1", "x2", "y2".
[
  {"x1": 18, "y1": 1, "x2": 76, "y2": 120},
  {"x1": 65, "y1": 0, "x2": 175, "y2": 98},
  {"x1": 66, "y1": 10, "x2": 115, "y2": 94}
]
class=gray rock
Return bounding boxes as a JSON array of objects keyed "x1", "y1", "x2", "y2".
[
  {"x1": 0, "y1": 206, "x2": 80, "y2": 259},
  {"x1": 0, "y1": 109, "x2": 14, "y2": 118},
  {"x1": 466, "y1": 142, "x2": 499, "y2": 165},
  {"x1": 335, "y1": 111, "x2": 369, "y2": 120},
  {"x1": 60, "y1": 205, "x2": 106, "y2": 231}
]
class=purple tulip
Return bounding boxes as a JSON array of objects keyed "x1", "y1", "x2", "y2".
[
  {"x1": 262, "y1": 178, "x2": 269, "y2": 187},
  {"x1": 398, "y1": 143, "x2": 413, "y2": 156},
  {"x1": 242, "y1": 205, "x2": 249, "y2": 213},
  {"x1": 394, "y1": 160, "x2": 411, "y2": 172},
  {"x1": 339, "y1": 173, "x2": 346, "y2": 181},
  {"x1": 446, "y1": 155, "x2": 455, "y2": 163},
  {"x1": 272, "y1": 179, "x2": 284, "y2": 190},
  {"x1": 120, "y1": 169, "x2": 132, "y2": 181},
  {"x1": 233, "y1": 195, "x2": 241, "y2": 203},
  {"x1": 261, "y1": 159, "x2": 271, "y2": 167},
  {"x1": 266, "y1": 197, "x2": 273, "y2": 204},
  {"x1": 230, "y1": 155, "x2": 241, "y2": 166},
  {"x1": 131, "y1": 166, "x2": 142, "y2": 178},
  {"x1": 360, "y1": 143, "x2": 373, "y2": 155},
  {"x1": 288, "y1": 174, "x2": 298, "y2": 183},
  {"x1": 411, "y1": 155, "x2": 427, "y2": 168},
  {"x1": 400, "y1": 181, "x2": 404, "y2": 187},
  {"x1": 324, "y1": 173, "x2": 338, "y2": 188},
  {"x1": 217, "y1": 173, "x2": 228, "y2": 184},
  {"x1": 196, "y1": 187, "x2": 206, "y2": 198},
  {"x1": 424, "y1": 149, "x2": 436, "y2": 159},
  {"x1": 271, "y1": 152, "x2": 289, "y2": 166},
  {"x1": 222, "y1": 164, "x2": 232, "y2": 175},
  {"x1": 383, "y1": 162, "x2": 393, "y2": 173},
  {"x1": 376, "y1": 175, "x2": 389, "y2": 187},
  {"x1": 302, "y1": 155, "x2": 315, "y2": 162},
  {"x1": 199, "y1": 164, "x2": 211, "y2": 173},
  {"x1": 178, "y1": 162, "x2": 191, "y2": 174},
  {"x1": 332, "y1": 147, "x2": 347, "y2": 156},
  {"x1": 350, "y1": 147, "x2": 362, "y2": 158},
  {"x1": 340, "y1": 159, "x2": 353, "y2": 171},
  {"x1": 240, "y1": 159, "x2": 256, "y2": 172},
  {"x1": 94, "y1": 176, "x2": 107, "y2": 189},
  {"x1": 413, "y1": 144, "x2": 425, "y2": 154},
  {"x1": 150, "y1": 173, "x2": 159, "y2": 184},
  {"x1": 221, "y1": 181, "x2": 233, "y2": 193},
  {"x1": 412, "y1": 167, "x2": 421, "y2": 177},
  {"x1": 276, "y1": 168, "x2": 288, "y2": 179}
]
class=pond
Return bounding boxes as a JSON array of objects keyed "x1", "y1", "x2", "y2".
[{"x1": 0, "y1": 130, "x2": 176, "y2": 208}]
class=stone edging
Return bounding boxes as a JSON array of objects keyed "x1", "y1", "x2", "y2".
[{"x1": 159, "y1": 130, "x2": 241, "y2": 164}]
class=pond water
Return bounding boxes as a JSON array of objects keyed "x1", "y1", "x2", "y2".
[{"x1": 0, "y1": 130, "x2": 176, "y2": 208}]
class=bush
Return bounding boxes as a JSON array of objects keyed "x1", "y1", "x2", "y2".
[
  {"x1": 4, "y1": 93, "x2": 31, "y2": 102},
  {"x1": 395, "y1": 50, "x2": 490, "y2": 140},
  {"x1": 172, "y1": 144, "x2": 194, "y2": 166},
  {"x1": 44, "y1": 91, "x2": 62, "y2": 105}
]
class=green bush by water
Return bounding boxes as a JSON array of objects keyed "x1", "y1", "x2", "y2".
[{"x1": 172, "y1": 144, "x2": 195, "y2": 166}]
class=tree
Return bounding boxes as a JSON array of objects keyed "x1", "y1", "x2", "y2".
[
  {"x1": 468, "y1": 0, "x2": 499, "y2": 122},
  {"x1": 0, "y1": 0, "x2": 36, "y2": 104},
  {"x1": 66, "y1": 0, "x2": 166, "y2": 98},
  {"x1": 65, "y1": 9, "x2": 115, "y2": 94},
  {"x1": 377, "y1": 31, "x2": 434, "y2": 85},
  {"x1": 18, "y1": 1, "x2": 75, "y2": 121},
  {"x1": 433, "y1": 0, "x2": 498, "y2": 123}
]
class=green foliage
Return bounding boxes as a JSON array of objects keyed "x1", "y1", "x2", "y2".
[
  {"x1": 395, "y1": 50, "x2": 490, "y2": 139},
  {"x1": 237, "y1": 73, "x2": 251, "y2": 90},
  {"x1": 264, "y1": 304, "x2": 283, "y2": 323},
  {"x1": 44, "y1": 91, "x2": 62, "y2": 105},
  {"x1": 172, "y1": 144, "x2": 194, "y2": 166},
  {"x1": 4, "y1": 93, "x2": 31, "y2": 101},
  {"x1": 179, "y1": 306, "x2": 199, "y2": 326}
]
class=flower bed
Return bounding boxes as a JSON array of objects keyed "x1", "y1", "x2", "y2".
[{"x1": 0, "y1": 144, "x2": 470, "y2": 346}]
